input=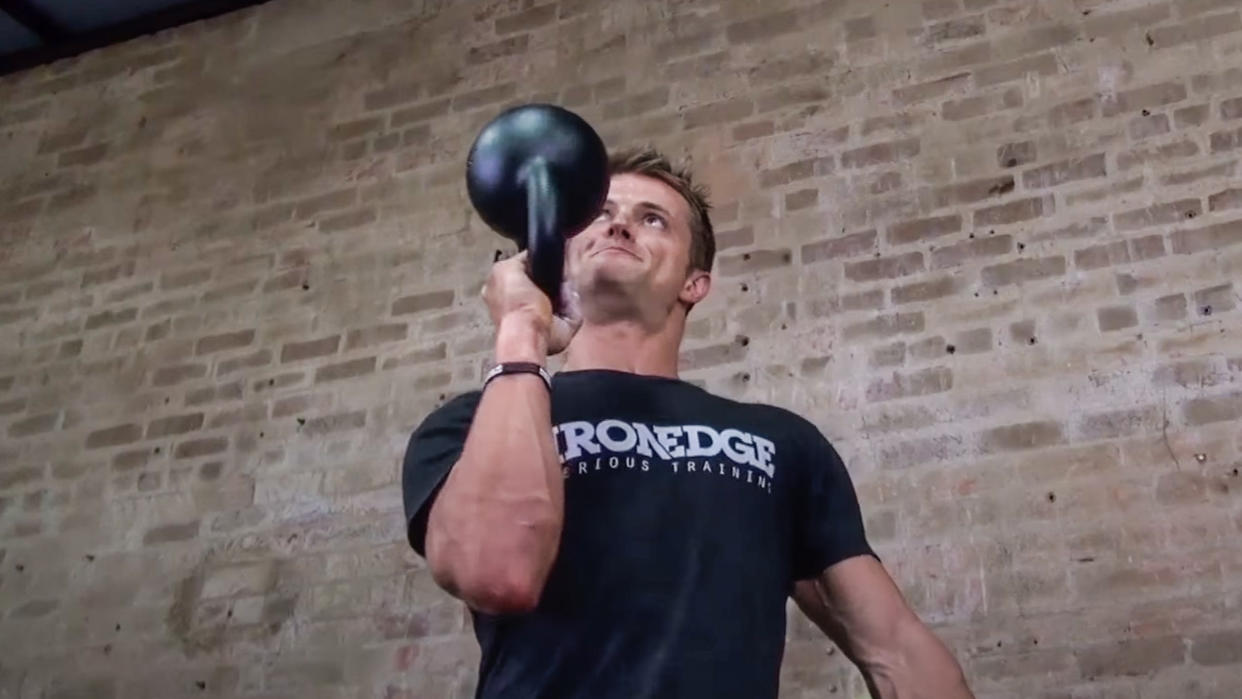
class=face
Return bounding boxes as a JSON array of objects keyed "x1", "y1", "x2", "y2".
[{"x1": 567, "y1": 173, "x2": 709, "y2": 317}]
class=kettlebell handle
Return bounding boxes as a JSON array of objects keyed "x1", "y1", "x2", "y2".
[{"x1": 523, "y1": 157, "x2": 564, "y2": 312}]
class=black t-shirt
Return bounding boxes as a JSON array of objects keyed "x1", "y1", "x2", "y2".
[{"x1": 402, "y1": 369, "x2": 875, "y2": 699}]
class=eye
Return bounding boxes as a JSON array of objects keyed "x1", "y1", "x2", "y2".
[{"x1": 643, "y1": 212, "x2": 666, "y2": 228}]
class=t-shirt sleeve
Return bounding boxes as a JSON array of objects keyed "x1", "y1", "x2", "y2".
[
  {"x1": 790, "y1": 421, "x2": 878, "y2": 581},
  {"x1": 401, "y1": 391, "x2": 481, "y2": 557}
]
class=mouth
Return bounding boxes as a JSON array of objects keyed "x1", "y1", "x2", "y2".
[{"x1": 592, "y1": 246, "x2": 640, "y2": 260}]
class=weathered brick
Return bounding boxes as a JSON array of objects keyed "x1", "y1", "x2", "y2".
[
  {"x1": 301, "y1": 410, "x2": 367, "y2": 437},
  {"x1": 802, "y1": 230, "x2": 877, "y2": 263},
  {"x1": 843, "y1": 312, "x2": 925, "y2": 342},
  {"x1": 147, "y1": 413, "x2": 205, "y2": 438},
  {"x1": 8, "y1": 412, "x2": 59, "y2": 438},
  {"x1": 1208, "y1": 187, "x2": 1242, "y2": 211},
  {"x1": 1079, "y1": 406, "x2": 1160, "y2": 440},
  {"x1": 392, "y1": 290, "x2": 454, "y2": 316},
  {"x1": 314, "y1": 357, "x2": 377, "y2": 383},
  {"x1": 893, "y1": 72, "x2": 971, "y2": 106},
  {"x1": 679, "y1": 338, "x2": 748, "y2": 370},
  {"x1": 86, "y1": 424, "x2": 142, "y2": 448},
  {"x1": 1148, "y1": 11, "x2": 1242, "y2": 49},
  {"x1": 174, "y1": 436, "x2": 228, "y2": 459},
  {"x1": 784, "y1": 189, "x2": 818, "y2": 211},
  {"x1": 1153, "y1": 293, "x2": 1188, "y2": 321},
  {"x1": 997, "y1": 141, "x2": 1035, "y2": 168},
  {"x1": 195, "y1": 329, "x2": 254, "y2": 355},
  {"x1": 143, "y1": 520, "x2": 200, "y2": 544},
  {"x1": 845, "y1": 252, "x2": 925, "y2": 282},
  {"x1": 1170, "y1": 220, "x2": 1242, "y2": 254},
  {"x1": 931, "y1": 235, "x2": 1013, "y2": 268},
  {"x1": 0, "y1": 466, "x2": 43, "y2": 489},
  {"x1": 841, "y1": 138, "x2": 921, "y2": 169},
  {"x1": 1076, "y1": 637, "x2": 1186, "y2": 678},
  {"x1": 1022, "y1": 154, "x2": 1107, "y2": 189},
  {"x1": 1190, "y1": 630, "x2": 1242, "y2": 666},
  {"x1": 1101, "y1": 81, "x2": 1188, "y2": 117},
  {"x1": 1114, "y1": 199, "x2": 1202, "y2": 231},
  {"x1": 1097, "y1": 305, "x2": 1138, "y2": 331},
  {"x1": 1174, "y1": 104, "x2": 1210, "y2": 128},
  {"x1": 887, "y1": 215, "x2": 961, "y2": 245},
  {"x1": 724, "y1": 9, "x2": 799, "y2": 44},
  {"x1": 281, "y1": 335, "x2": 340, "y2": 362},
  {"x1": 932, "y1": 175, "x2": 1015, "y2": 208},
  {"x1": 186, "y1": 380, "x2": 244, "y2": 406},
  {"x1": 84, "y1": 307, "x2": 137, "y2": 330},
  {"x1": 866, "y1": 366, "x2": 953, "y2": 402},
  {"x1": 1183, "y1": 391, "x2": 1242, "y2": 425},
  {"x1": 683, "y1": 99, "x2": 754, "y2": 129},
  {"x1": 981, "y1": 257, "x2": 1066, "y2": 286},
  {"x1": 974, "y1": 197, "x2": 1048, "y2": 226},
  {"x1": 976, "y1": 53, "x2": 1059, "y2": 87},
  {"x1": 892, "y1": 276, "x2": 959, "y2": 305},
  {"x1": 980, "y1": 420, "x2": 1064, "y2": 452},
  {"x1": 942, "y1": 87, "x2": 1022, "y2": 121},
  {"x1": 719, "y1": 249, "x2": 793, "y2": 276},
  {"x1": 1194, "y1": 283, "x2": 1236, "y2": 315},
  {"x1": 345, "y1": 323, "x2": 407, "y2": 351}
]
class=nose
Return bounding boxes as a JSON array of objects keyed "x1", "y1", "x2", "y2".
[{"x1": 606, "y1": 211, "x2": 633, "y2": 241}]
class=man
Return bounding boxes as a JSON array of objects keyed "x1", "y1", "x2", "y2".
[{"x1": 402, "y1": 148, "x2": 975, "y2": 698}]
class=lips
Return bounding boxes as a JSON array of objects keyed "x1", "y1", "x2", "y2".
[{"x1": 592, "y1": 246, "x2": 640, "y2": 260}]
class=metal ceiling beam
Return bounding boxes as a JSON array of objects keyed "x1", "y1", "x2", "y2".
[
  {"x1": 0, "y1": 0, "x2": 274, "y2": 77},
  {"x1": 0, "y1": 0, "x2": 69, "y2": 41}
]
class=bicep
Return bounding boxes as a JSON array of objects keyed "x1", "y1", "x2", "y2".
[{"x1": 792, "y1": 555, "x2": 918, "y2": 666}]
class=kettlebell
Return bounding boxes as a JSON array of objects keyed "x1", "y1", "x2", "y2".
[{"x1": 465, "y1": 104, "x2": 609, "y2": 313}]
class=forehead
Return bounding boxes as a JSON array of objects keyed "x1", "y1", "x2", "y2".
[{"x1": 606, "y1": 173, "x2": 690, "y2": 222}]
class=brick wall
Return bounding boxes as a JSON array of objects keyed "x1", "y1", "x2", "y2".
[{"x1": 1, "y1": 0, "x2": 1240, "y2": 696}]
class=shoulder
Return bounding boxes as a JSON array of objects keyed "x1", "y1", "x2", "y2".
[{"x1": 408, "y1": 390, "x2": 483, "y2": 442}]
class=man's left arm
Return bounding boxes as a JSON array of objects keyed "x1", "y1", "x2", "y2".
[{"x1": 791, "y1": 555, "x2": 975, "y2": 699}]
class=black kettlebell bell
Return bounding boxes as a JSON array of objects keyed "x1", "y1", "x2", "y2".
[{"x1": 466, "y1": 104, "x2": 609, "y2": 313}]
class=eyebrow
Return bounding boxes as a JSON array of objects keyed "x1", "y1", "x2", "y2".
[{"x1": 603, "y1": 200, "x2": 673, "y2": 217}]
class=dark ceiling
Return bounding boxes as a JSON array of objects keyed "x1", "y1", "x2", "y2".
[{"x1": 0, "y1": 0, "x2": 274, "y2": 77}]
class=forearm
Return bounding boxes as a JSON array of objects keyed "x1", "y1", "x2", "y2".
[
  {"x1": 426, "y1": 316, "x2": 564, "y2": 613},
  {"x1": 863, "y1": 618, "x2": 974, "y2": 699}
]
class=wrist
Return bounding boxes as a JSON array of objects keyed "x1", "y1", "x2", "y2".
[{"x1": 495, "y1": 313, "x2": 549, "y2": 363}]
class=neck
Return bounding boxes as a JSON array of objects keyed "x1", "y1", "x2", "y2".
[{"x1": 560, "y1": 313, "x2": 685, "y2": 378}]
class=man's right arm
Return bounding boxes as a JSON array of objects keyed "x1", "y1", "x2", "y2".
[{"x1": 422, "y1": 257, "x2": 572, "y2": 615}]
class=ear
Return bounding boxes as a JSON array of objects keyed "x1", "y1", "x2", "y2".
[{"x1": 679, "y1": 269, "x2": 712, "y2": 307}]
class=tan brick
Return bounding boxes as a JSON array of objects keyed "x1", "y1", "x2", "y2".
[
  {"x1": 186, "y1": 380, "x2": 244, "y2": 406},
  {"x1": 974, "y1": 196, "x2": 1048, "y2": 226},
  {"x1": 997, "y1": 141, "x2": 1035, "y2": 168},
  {"x1": 344, "y1": 324, "x2": 407, "y2": 351},
  {"x1": 281, "y1": 335, "x2": 340, "y2": 362},
  {"x1": 0, "y1": 466, "x2": 43, "y2": 489},
  {"x1": 1190, "y1": 630, "x2": 1242, "y2": 666},
  {"x1": 1170, "y1": 220, "x2": 1242, "y2": 254},
  {"x1": 1194, "y1": 283, "x2": 1236, "y2": 315},
  {"x1": 301, "y1": 410, "x2": 367, "y2": 437},
  {"x1": 1152, "y1": 293, "x2": 1188, "y2": 321},
  {"x1": 1174, "y1": 104, "x2": 1210, "y2": 128},
  {"x1": 843, "y1": 312, "x2": 925, "y2": 342},
  {"x1": 8, "y1": 412, "x2": 59, "y2": 438},
  {"x1": 467, "y1": 35, "x2": 530, "y2": 65},
  {"x1": 866, "y1": 366, "x2": 953, "y2": 402},
  {"x1": 980, "y1": 420, "x2": 1064, "y2": 452},
  {"x1": 683, "y1": 99, "x2": 754, "y2": 129},
  {"x1": 392, "y1": 290, "x2": 454, "y2": 316},
  {"x1": 151, "y1": 363, "x2": 207, "y2": 387},
  {"x1": 173, "y1": 436, "x2": 228, "y2": 459},
  {"x1": 85, "y1": 307, "x2": 137, "y2": 330},
  {"x1": 1022, "y1": 153, "x2": 1107, "y2": 189},
  {"x1": 784, "y1": 189, "x2": 818, "y2": 211},
  {"x1": 147, "y1": 413, "x2": 204, "y2": 438},
  {"x1": 272, "y1": 392, "x2": 332, "y2": 418},
  {"x1": 892, "y1": 276, "x2": 959, "y2": 305},
  {"x1": 841, "y1": 138, "x2": 921, "y2": 169},
  {"x1": 887, "y1": 215, "x2": 962, "y2": 245},
  {"x1": 1114, "y1": 199, "x2": 1202, "y2": 231},
  {"x1": 1209, "y1": 187, "x2": 1242, "y2": 211},
  {"x1": 869, "y1": 342, "x2": 907, "y2": 368},
  {"x1": 893, "y1": 72, "x2": 971, "y2": 105},
  {"x1": 1097, "y1": 305, "x2": 1138, "y2": 331},
  {"x1": 314, "y1": 357, "x2": 376, "y2": 383},
  {"x1": 1148, "y1": 11, "x2": 1242, "y2": 49},
  {"x1": 942, "y1": 87, "x2": 1022, "y2": 121},
  {"x1": 845, "y1": 252, "x2": 925, "y2": 282},
  {"x1": 1079, "y1": 406, "x2": 1160, "y2": 440},
  {"x1": 86, "y1": 424, "x2": 143, "y2": 448},
  {"x1": 679, "y1": 338, "x2": 748, "y2": 370},
  {"x1": 932, "y1": 176, "x2": 1018, "y2": 210},
  {"x1": 981, "y1": 257, "x2": 1066, "y2": 286},
  {"x1": 1120, "y1": 138, "x2": 1200, "y2": 169},
  {"x1": 195, "y1": 329, "x2": 254, "y2": 356},
  {"x1": 976, "y1": 53, "x2": 1059, "y2": 87},
  {"x1": 932, "y1": 235, "x2": 1013, "y2": 268},
  {"x1": 724, "y1": 9, "x2": 800, "y2": 44},
  {"x1": 1076, "y1": 637, "x2": 1186, "y2": 678},
  {"x1": 1101, "y1": 81, "x2": 1188, "y2": 117},
  {"x1": 802, "y1": 230, "x2": 877, "y2": 263},
  {"x1": 718, "y1": 249, "x2": 793, "y2": 276}
]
